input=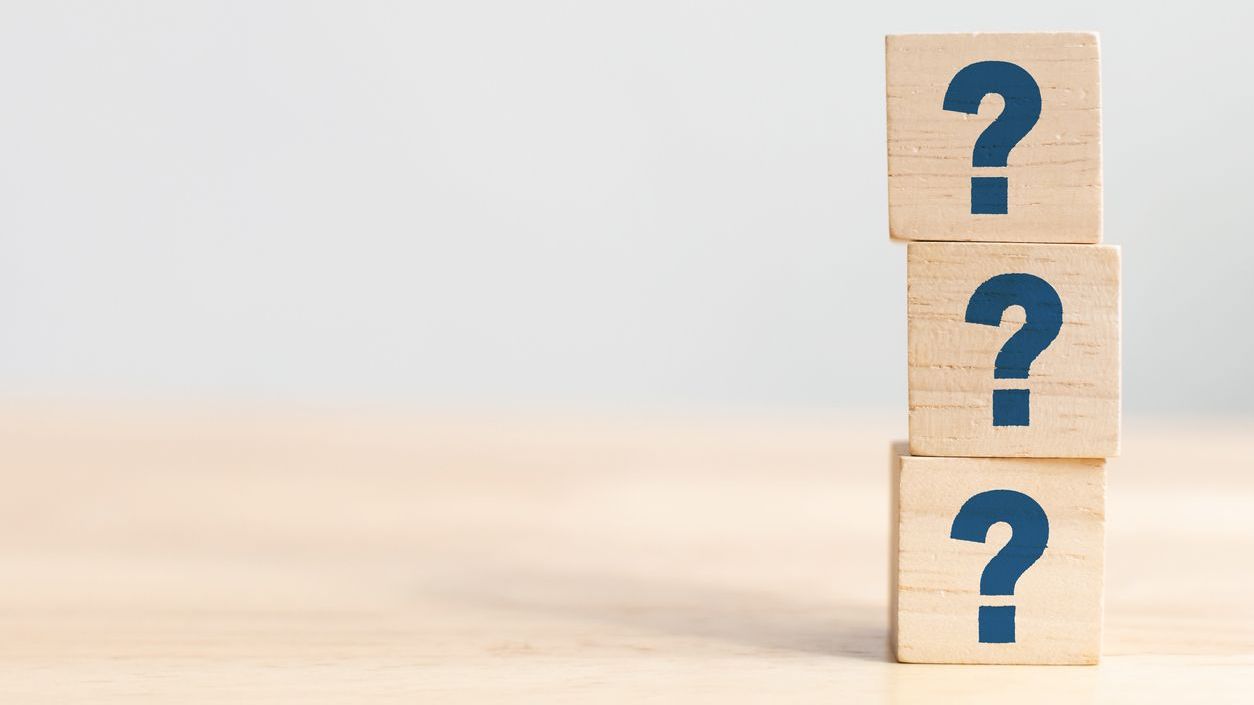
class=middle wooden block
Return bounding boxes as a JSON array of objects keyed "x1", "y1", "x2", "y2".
[{"x1": 908, "y1": 241, "x2": 1119, "y2": 458}]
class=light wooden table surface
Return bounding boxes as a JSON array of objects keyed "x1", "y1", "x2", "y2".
[{"x1": 1, "y1": 408, "x2": 1250, "y2": 702}]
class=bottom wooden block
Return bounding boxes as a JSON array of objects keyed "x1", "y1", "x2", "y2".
[{"x1": 892, "y1": 453, "x2": 1105, "y2": 665}]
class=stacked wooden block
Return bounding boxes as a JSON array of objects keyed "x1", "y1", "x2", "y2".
[{"x1": 886, "y1": 33, "x2": 1119, "y2": 665}]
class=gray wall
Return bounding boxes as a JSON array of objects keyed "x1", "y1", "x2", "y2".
[{"x1": 0, "y1": 2, "x2": 1248, "y2": 414}]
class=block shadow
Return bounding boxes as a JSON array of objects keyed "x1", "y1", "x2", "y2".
[{"x1": 422, "y1": 562, "x2": 889, "y2": 661}]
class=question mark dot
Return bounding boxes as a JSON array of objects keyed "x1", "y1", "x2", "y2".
[{"x1": 978, "y1": 606, "x2": 1016, "y2": 643}]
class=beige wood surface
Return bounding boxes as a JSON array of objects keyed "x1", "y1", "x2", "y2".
[
  {"x1": 908, "y1": 242, "x2": 1120, "y2": 458},
  {"x1": 0, "y1": 407, "x2": 1250, "y2": 702},
  {"x1": 886, "y1": 32, "x2": 1101, "y2": 242},
  {"x1": 894, "y1": 455, "x2": 1105, "y2": 664}
]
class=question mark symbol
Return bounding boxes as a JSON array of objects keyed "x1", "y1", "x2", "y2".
[
  {"x1": 965, "y1": 273, "x2": 1062, "y2": 427},
  {"x1": 943, "y1": 61, "x2": 1042, "y2": 214},
  {"x1": 951, "y1": 489, "x2": 1049, "y2": 644}
]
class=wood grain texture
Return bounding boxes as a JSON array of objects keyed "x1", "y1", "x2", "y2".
[
  {"x1": 893, "y1": 454, "x2": 1104, "y2": 664},
  {"x1": 0, "y1": 408, "x2": 1250, "y2": 702},
  {"x1": 886, "y1": 32, "x2": 1101, "y2": 242},
  {"x1": 908, "y1": 241, "x2": 1120, "y2": 458}
]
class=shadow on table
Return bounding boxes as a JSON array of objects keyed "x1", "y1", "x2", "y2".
[{"x1": 423, "y1": 562, "x2": 889, "y2": 661}]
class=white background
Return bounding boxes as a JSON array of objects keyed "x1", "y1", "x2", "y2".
[{"x1": 0, "y1": 1, "x2": 1248, "y2": 414}]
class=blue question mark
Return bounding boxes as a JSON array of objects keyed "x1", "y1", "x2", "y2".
[
  {"x1": 951, "y1": 489, "x2": 1049, "y2": 644},
  {"x1": 943, "y1": 61, "x2": 1042, "y2": 214},
  {"x1": 965, "y1": 273, "x2": 1062, "y2": 427}
]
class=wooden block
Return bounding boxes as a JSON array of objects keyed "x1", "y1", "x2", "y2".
[
  {"x1": 886, "y1": 32, "x2": 1101, "y2": 243},
  {"x1": 894, "y1": 453, "x2": 1105, "y2": 665},
  {"x1": 908, "y1": 241, "x2": 1119, "y2": 458}
]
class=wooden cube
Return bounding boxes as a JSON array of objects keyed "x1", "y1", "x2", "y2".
[
  {"x1": 908, "y1": 242, "x2": 1119, "y2": 458},
  {"x1": 886, "y1": 32, "x2": 1101, "y2": 243},
  {"x1": 893, "y1": 453, "x2": 1105, "y2": 665}
]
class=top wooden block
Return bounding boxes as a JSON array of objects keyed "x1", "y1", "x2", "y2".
[{"x1": 886, "y1": 33, "x2": 1101, "y2": 243}]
